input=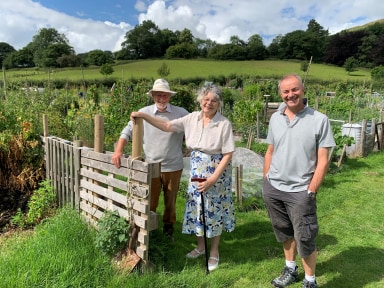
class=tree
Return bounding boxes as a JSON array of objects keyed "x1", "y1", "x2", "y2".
[
  {"x1": 121, "y1": 20, "x2": 162, "y2": 59},
  {"x1": 42, "y1": 43, "x2": 75, "y2": 68},
  {"x1": 324, "y1": 30, "x2": 366, "y2": 66},
  {"x1": 178, "y1": 29, "x2": 194, "y2": 44},
  {"x1": 100, "y1": 63, "x2": 114, "y2": 77},
  {"x1": 28, "y1": 28, "x2": 73, "y2": 67},
  {"x1": 267, "y1": 34, "x2": 283, "y2": 58},
  {"x1": 3, "y1": 47, "x2": 34, "y2": 69},
  {"x1": 208, "y1": 43, "x2": 246, "y2": 60},
  {"x1": 159, "y1": 29, "x2": 178, "y2": 56},
  {"x1": 279, "y1": 30, "x2": 308, "y2": 60},
  {"x1": 0, "y1": 42, "x2": 16, "y2": 67},
  {"x1": 157, "y1": 62, "x2": 170, "y2": 78},
  {"x1": 165, "y1": 43, "x2": 197, "y2": 59},
  {"x1": 230, "y1": 35, "x2": 246, "y2": 47},
  {"x1": 195, "y1": 38, "x2": 216, "y2": 57},
  {"x1": 344, "y1": 57, "x2": 359, "y2": 74},
  {"x1": 246, "y1": 34, "x2": 268, "y2": 60},
  {"x1": 86, "y1": 50, "x2": 114, "y2": 66},
  {"x1": 305, "y1": 19, "x2": 329, "y2": 62},
  {"x1": 371, "y1": 65, "x2": 384, "y2": 80}
]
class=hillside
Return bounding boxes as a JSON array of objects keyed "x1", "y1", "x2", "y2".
[{"x1": 346, "y1": 18, "x2": 384, "y2": 32}]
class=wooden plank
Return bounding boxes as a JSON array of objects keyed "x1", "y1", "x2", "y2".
[
  {"x1": 81, "y1": 149, "x2": 149, "y2": 172},
  {"x1": 80, "y1": 189, "x2": 129, "y2": 218},
  {"x1": 80, "y1": 168, "x2": 127, "y2": 191},
  {"x1": 80, "y1": 158, "x2": 150, "y2": 184},
  {"x1": 136, "y1": 246, "x2": 147, "y2": 260},
  {"x1": 128, "y1": 181, "x2": 150, "y2": 199},
  {"x1": 80, "y1": 179, "x2": 127, "y2": 206},
  {"x1": 132, "y1": 199, "x2": 148, "y2": 214},
  {"x1": 80, "y1": 201, "x2": 103, "y2": 220},
  {"x1": 137, "y1": 231, "x2": 148, "y2": 245},
  {"x1": 133, "y1": 214, "x2": 147, "y2": 229}
]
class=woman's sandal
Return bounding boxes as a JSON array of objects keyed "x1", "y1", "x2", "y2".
[
  {"x1": 208, "y1": 256, "x2": 219, "y2": 271},
  {"x1": 186, "y1": 248, "x2": 205, "y2": 259}
]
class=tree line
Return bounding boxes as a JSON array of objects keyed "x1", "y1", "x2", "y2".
[{"x1": 1, "y1": 19, "x2": 384, "y2": 71}]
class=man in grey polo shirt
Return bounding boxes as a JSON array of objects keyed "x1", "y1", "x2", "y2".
[
  {"x1": 263, "y1": 74, "x2": 335, "y2": 288},
  {"x1": 112, "y1": 79, "x2": 189, "y2": 240}
]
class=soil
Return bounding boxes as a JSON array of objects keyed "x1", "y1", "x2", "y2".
[{"x1": 0, "y1": 188, "x2": 30, "y2": 234}]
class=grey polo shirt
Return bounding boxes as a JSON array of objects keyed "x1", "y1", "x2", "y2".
[
  {"x1": 266, "y1": 103, "x2": 336, "y2": 192},
  {"x1": 119, "y1": 104, "x2": 189, "y2": 172},
  {"x1": 170, "y1": 111, "x2": 235, "y2": 155}
]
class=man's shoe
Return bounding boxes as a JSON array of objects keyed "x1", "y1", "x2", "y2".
[
  {"x1": 163, "y1": 224, "x2": 174, "y2": 241},
  {"x1": 302, "y1": 279, "x2": 318, "y2": 288},
  {"x1": 271, "y1": 266, "x2": 299, "y2": 287}
]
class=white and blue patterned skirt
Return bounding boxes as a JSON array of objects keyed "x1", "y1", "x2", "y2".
[{"x1": 182, "y1": 150, "x2": 236, "y2": 238}]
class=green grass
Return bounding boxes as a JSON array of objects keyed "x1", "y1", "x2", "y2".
[
  {"x1": 1, "y1": 152, "x2": 383, "y2": 287},
  {"x1": 6, "y1": 59, "x2": 372, "y2": 83}
]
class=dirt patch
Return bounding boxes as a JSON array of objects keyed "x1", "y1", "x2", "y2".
[{"x1": 0, "y1": 188, "x2": 30, "y2": 233}]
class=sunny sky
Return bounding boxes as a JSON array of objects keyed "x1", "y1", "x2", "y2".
[{"x1": 1, "y1": 0, "x2": 383, "y2": 54}]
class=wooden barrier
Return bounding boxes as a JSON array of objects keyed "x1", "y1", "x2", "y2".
[{"x1": 42, "y1": 114, "x2": 159, "y2": 264}]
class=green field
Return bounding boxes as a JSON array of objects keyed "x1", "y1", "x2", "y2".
[{"x1": 5, "y1": 59, "x2": 372, "y2": 83}]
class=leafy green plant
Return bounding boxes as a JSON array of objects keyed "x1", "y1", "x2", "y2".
[
  {"x1": 11, "y1": 179, "x2": 57, "y2": 227},
  {"x1": 331, "y1": 125, "x2": 355, "y2": 159},
  {"x1": 95, "y1": 210, "x2": 130, "y2": 256},
  {"x1": 157, "y1": 62, "x2": 170, "y2": 78}
]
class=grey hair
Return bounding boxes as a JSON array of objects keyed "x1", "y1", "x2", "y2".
[{"x1": 196, "y1": 84, "x2": 223, "y2": 110}]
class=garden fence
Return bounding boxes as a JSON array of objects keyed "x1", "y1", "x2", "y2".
[{"x1": 42, "y1": 115, "x2": 158, "y2": 264}]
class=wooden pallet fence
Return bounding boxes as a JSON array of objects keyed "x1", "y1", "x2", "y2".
[
  {"x1": 78, "y1": 148, "x2": 160, "y2": 262},
  {"x1": 42, "y1": 135, "x2": 160, "y2": 264}
]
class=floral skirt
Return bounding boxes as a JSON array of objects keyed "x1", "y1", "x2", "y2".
[{"x1": 182, "y1": 150, "x2": 236, "y2": 238}]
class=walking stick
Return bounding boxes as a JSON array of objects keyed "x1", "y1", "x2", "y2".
[
  {"x1": 191, "y1": 177, "x2": 209, "y2": 274},
  {"x1": 200, "y1": 191, "x2": 209, "y2": 274}
]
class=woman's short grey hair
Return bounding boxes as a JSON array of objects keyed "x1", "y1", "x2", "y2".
[{"x1": 196, "y1": 85, "x2": 223, "y2": 110}]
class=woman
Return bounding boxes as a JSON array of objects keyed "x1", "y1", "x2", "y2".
[{"x1": 130, "y1": 85, "x2": 236, "y2": 271}]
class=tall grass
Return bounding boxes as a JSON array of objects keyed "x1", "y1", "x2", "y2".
[{"x1": 1, "y1": 152, "x2": 383, "y2": 287}]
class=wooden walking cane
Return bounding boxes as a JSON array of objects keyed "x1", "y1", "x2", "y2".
[{"x1": 191, "y1": 177, "x2": 209, "y2": 274}]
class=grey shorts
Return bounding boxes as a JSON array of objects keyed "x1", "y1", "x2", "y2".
[{"x1": 263, "y1": 178, "x2": 318, "y2": 258}]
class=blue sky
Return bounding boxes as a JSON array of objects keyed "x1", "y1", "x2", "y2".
[
  {"x1": 1, "y1": 0, "x2": 383, "y2": 54},
  {"x1": 36, "y1": 0, "x2": 139, "y2": 23}
]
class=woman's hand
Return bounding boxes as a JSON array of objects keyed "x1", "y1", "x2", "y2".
[{"x1": 197, "y1": 176, "x2": 217, "y2": 193}]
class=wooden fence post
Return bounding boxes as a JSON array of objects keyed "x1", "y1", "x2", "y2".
[
  {"x1": 132, "y1": 118, "x2": 143, "y2": 159},
  {"x1": 360, "y1": 120, "x2": 367, "y2": 157},
  {"x1": 94, "y1": 115, "x2": 104, "y2": 153},
  {"x1": 236, "y1": 165, "x2": 243, "y2": 207},
  {"x1": 43, "y1": 114, "x2": 49, "y2": 137}
]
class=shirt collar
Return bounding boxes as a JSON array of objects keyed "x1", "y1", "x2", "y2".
[
  {"x1": 197, "y1": 110, "x2": 221, "y2": 125},
  {"x1": 153, "y1": 103, "x2": 172, "y2": 114}
]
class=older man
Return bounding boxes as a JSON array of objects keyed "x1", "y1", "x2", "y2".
[{"x1": 112, "y1": 79, "x2": 189, "y2": 239}]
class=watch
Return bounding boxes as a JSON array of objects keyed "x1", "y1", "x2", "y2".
[{"x1": 308, "y1": 191, "x2": 316, "y2": 201}]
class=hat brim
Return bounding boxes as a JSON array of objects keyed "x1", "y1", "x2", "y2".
[{"x1": 147, "y1": 89, "x2": 177, "y2": 96}]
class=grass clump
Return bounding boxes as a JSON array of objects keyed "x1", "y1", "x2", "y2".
[{"x1": 0, "y1": 207, "x2": 115, "y2": 287}]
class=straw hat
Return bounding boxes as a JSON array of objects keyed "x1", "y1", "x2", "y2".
[{"x1": 147, "y1": 79, "x2": 176, "y2": 96}]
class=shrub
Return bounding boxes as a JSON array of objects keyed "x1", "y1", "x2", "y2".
[
  {"x1": 11, "y1": 180, "x2": 57, "y2": 227},
  {"x1": 95, "y1": 210, "x2": 130, "y2": 256}
]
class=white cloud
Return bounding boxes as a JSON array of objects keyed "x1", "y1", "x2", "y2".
[{"x1": 0, "y1": 0, "x2": 130, "y2": 53}]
